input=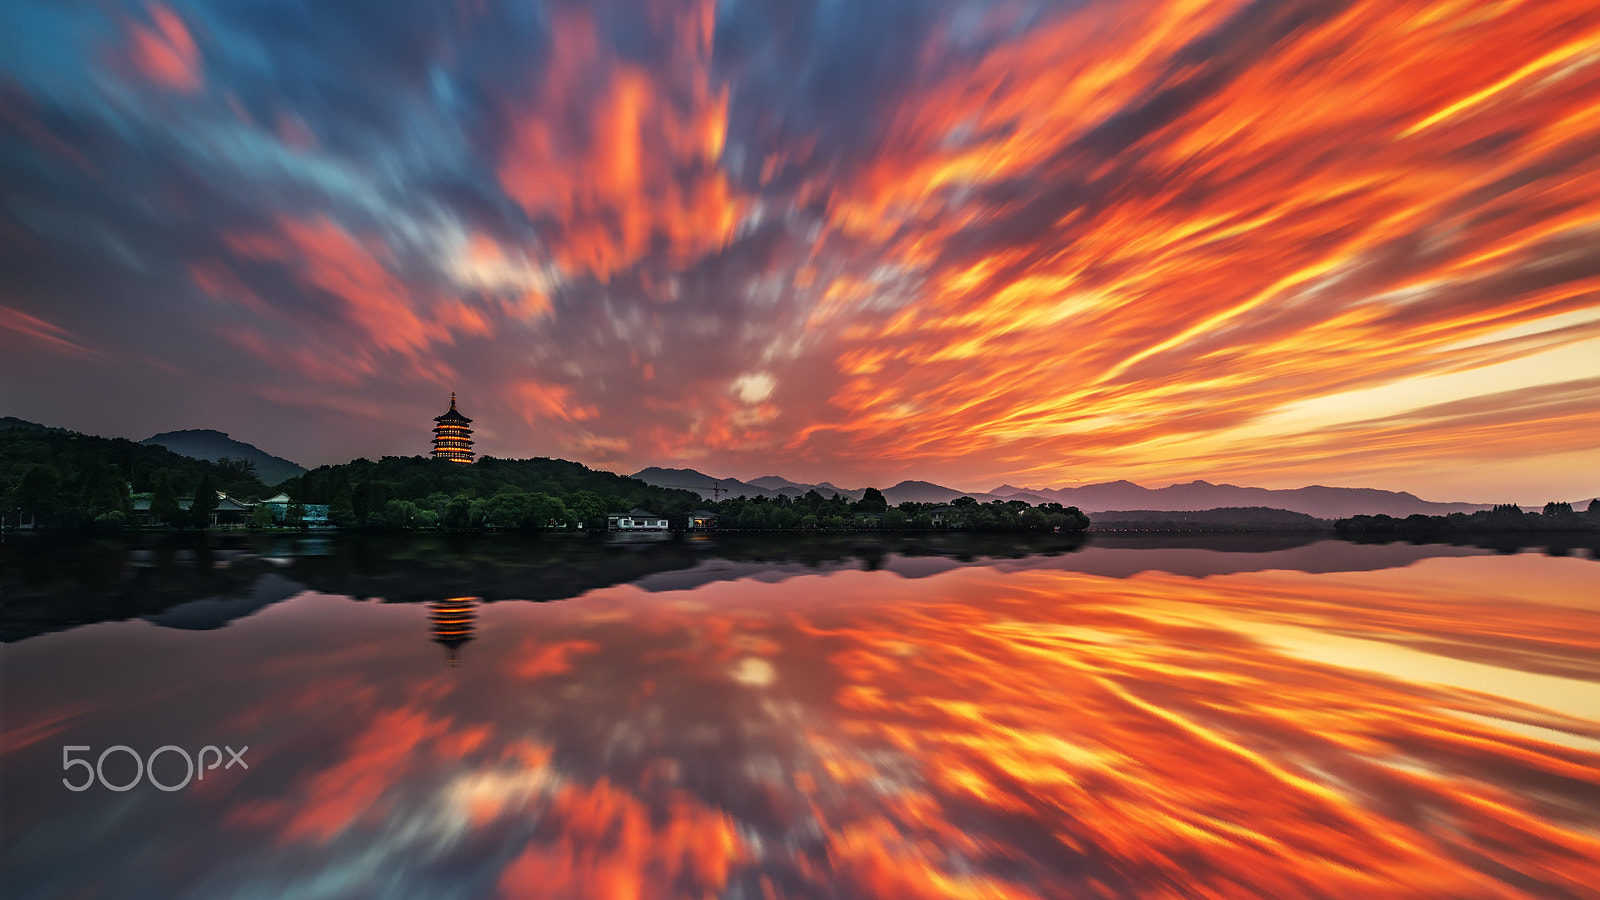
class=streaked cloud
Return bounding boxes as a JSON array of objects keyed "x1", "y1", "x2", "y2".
[
  {"x1": 126, "y1": 3, "x2": 203, "y2": 93},
  {"x1": 1, "y1": 0, "x2": 1596, "y2": 499}
]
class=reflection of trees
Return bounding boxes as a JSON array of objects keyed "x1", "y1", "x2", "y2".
[
  {"x1": 9, "y1": 530, "x2": 1592, "y2": 642},
  {"x1": 1338, "y1": 532, "x2": 1600, "y2": 557},
  {"x1": 0, "y1": 535, "x2": 266, "y2": 641},
  {"x1": 275, "y1": 532, "x2": 1099, "y2": 605},
  {"x1": 2, "y1": 533, "x2": 1089, "y2": 639}
]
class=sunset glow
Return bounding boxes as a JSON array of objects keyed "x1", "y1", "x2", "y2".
[{"x1": 1, "y1": 0, "x2": 1597, "y2": 499}]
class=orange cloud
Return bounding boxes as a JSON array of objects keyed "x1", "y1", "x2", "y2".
[
  {"x1": 774, "y1": 0, "x2": 1600, "y2": 493},
  {"x1": 128, "y1": 3, "x2": 202, "y2": 93},
  {"x1": 511, "y1": 379, "x2": 599, "y2": 425},
  {"x1": 210, "y1": 216, "x2": 496, "y2": 384},
  {"x1": 496, "y1": 1, "x2": 741, "y2": 282}
]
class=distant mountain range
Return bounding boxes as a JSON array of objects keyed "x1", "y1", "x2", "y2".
[
  {"x1": 990, "y1": 481, "x2": 1491, "y2": 519},
  {"x1": 141, "y1": 429, "x2": 305, "y2": 485},
  {"x1": 632, "y1": 468, "x2": 1493, "y2": 519}
]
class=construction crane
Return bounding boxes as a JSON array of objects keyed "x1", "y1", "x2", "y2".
[{"x1": 658, "y1": 481, "x2": 726, "y2": 501}]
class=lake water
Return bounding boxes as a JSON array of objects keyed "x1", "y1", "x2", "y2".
[{"x1": 3, "y1": 533, "x2": 1599, "y2": 899}]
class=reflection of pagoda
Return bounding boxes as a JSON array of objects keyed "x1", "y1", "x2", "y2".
[
  {"x1": 431, "y1": 392, "x2": 474, "y2": 463},
  {"x1": 430, "y1": 597, "x2": 479, "y2": 666}
]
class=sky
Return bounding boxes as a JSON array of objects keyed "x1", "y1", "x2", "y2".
[{"x1": 0, "y1": 0, "x2": 1597, "y2": 503}]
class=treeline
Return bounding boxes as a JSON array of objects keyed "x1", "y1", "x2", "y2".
[
  {"x1": 1, "y1": 421, "x2": 1091, "y2": 534},
  {"x1": 281, "y1": 460, "x2": 1090, "y2": 533},
  {"x1": 706, "y1": 490, "x2": 1090, "y2": 532},
  {"x1": 1335, "y1": 501, "x2": 1599, "y2": 535},
  {"x1": 281, "y1": 455, "x2": 701, "y2": 530},
  {"x1": 0, "y1": 425, "x2": 271, "y2": 530},
  {"x1": 1089, "y1": 506, "x2": 1326, "y2": 532}
]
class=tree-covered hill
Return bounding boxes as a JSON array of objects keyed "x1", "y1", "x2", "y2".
[
  {"x1": 1, "y1": 422, "x2": 271, "y2": 528},
  {"x1": 1088, "y1": 507, "x2": 1328, "y2": 532},
  {"x1": 1336, "y1": 502, "x2": 1599, "y2": 535},
  {"x1": 281, "y1": 455, "x2": 703, "y2": 530}
]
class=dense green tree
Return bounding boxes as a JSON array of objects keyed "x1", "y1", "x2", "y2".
[
  {"x1": 79, "y1": 462, "x2": 131, "y2": 522},
  {"x1": 249, "y1": 504, "x2": 276, "y2": 529},
  {"x1": 189, "y1": 474, "x2": 219, "y2": 528},
  {"x1": 380, "y1": 499, "x2": 421, "y2": 530},
  {"x1": 16, "y1": 466, "x2": 60, "y2": 524},
  {"x1": 444, "y1": 495, "x2": 474, "y2": 529},
  {"x1": 150, "y1": 472, "x2": 180, "y2": 525},
  {"x1": 528, "y1": 493, "x2": 569, "y2": 530},
  {"x1": 565, "y1": 490, "x2": 607, "y2": 530},
  {"x1": 330, "y1": 485, "x2": 357, "y2": 528},
  {"x1": 854, "y1": 487, "x2": 887, "y2": 513}
]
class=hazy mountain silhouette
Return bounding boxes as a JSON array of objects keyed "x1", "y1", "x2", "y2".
[
  {"x1": 634, "y1": 468, "x2": 1490, "y2": 518},
  {"x1": 142, "y1": 429, "x2": 306, "y2": 485},
  {"x1": 999, "y1": 480, "x2": 1490, "y2": 518}
]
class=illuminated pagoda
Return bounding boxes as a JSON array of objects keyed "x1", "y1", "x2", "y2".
[
  {"x1": 429, "y1": 597, "x2": 479, "y2": 666},
  {"x1": 431, "y1": 392, "x2": 474, "y2": 463}
]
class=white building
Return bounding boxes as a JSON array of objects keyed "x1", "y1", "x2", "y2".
[{"x1": 607, "y1": 508, "x2": 669, "y2": 531}]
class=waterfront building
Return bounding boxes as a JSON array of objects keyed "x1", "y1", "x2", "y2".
[
  {"x1": 259, "y1": 493, "x2": 330, "y2": 527},
  {"x1": 606, "y1": 508, "x2": 670, "y2": 531},
  {"x1": 431, "y1": 392, "x2": 474, "y2": 463}
]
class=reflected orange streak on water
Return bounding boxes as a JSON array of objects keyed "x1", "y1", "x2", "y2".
[
  {"x1": 222, "y1": 560, "x2": 1600, "y2": 897},
  {"x1": 799, "y1": 0, "x2": 1600, "y2": 482},
  {"x1": 777, "y1": 565, "x2": 1600, "y2": 897},
  {"x1": 497, "y1": 779, "x2": 747, "y2": 900}
]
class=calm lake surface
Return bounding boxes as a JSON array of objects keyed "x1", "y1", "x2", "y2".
[{"x1": 3, "y1": 533, "x2": 1599, "y2": 899}]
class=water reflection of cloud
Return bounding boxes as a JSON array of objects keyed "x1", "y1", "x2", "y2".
[{"x1": 4, "y1": 554, "x2": 1600, "y2": 898}]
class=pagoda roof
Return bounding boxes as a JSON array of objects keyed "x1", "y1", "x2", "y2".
[{"x1": 435, "y1": 392, "x2": 472, "y2": 423}]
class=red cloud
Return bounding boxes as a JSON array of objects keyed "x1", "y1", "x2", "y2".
[
  {"x1": 0, "y1": 304, "x2": 97, "y2": 358},
  {"x1": 496, "y1": 1, "x2": 741, "y2": 282},
  {"x1": 128, "y1": 3, "x2": 202, "y2": 93},
  {"x1": 764, "y1": 0, "x2": 1600, "y2": 491},
  {"x1": 223, "y1": 216, "x2": 461, "y2": 358},
  {"x1": 192, "y1": 217, "x2": 508, "y2": 390}
]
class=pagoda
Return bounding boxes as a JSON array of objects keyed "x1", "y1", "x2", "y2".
[
  {"x1": 429, "y1": 597, "x2": 479, "y2": 667},
  {"x1": 431, "y1": 392, "x2": 474, "y2": 463}
]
